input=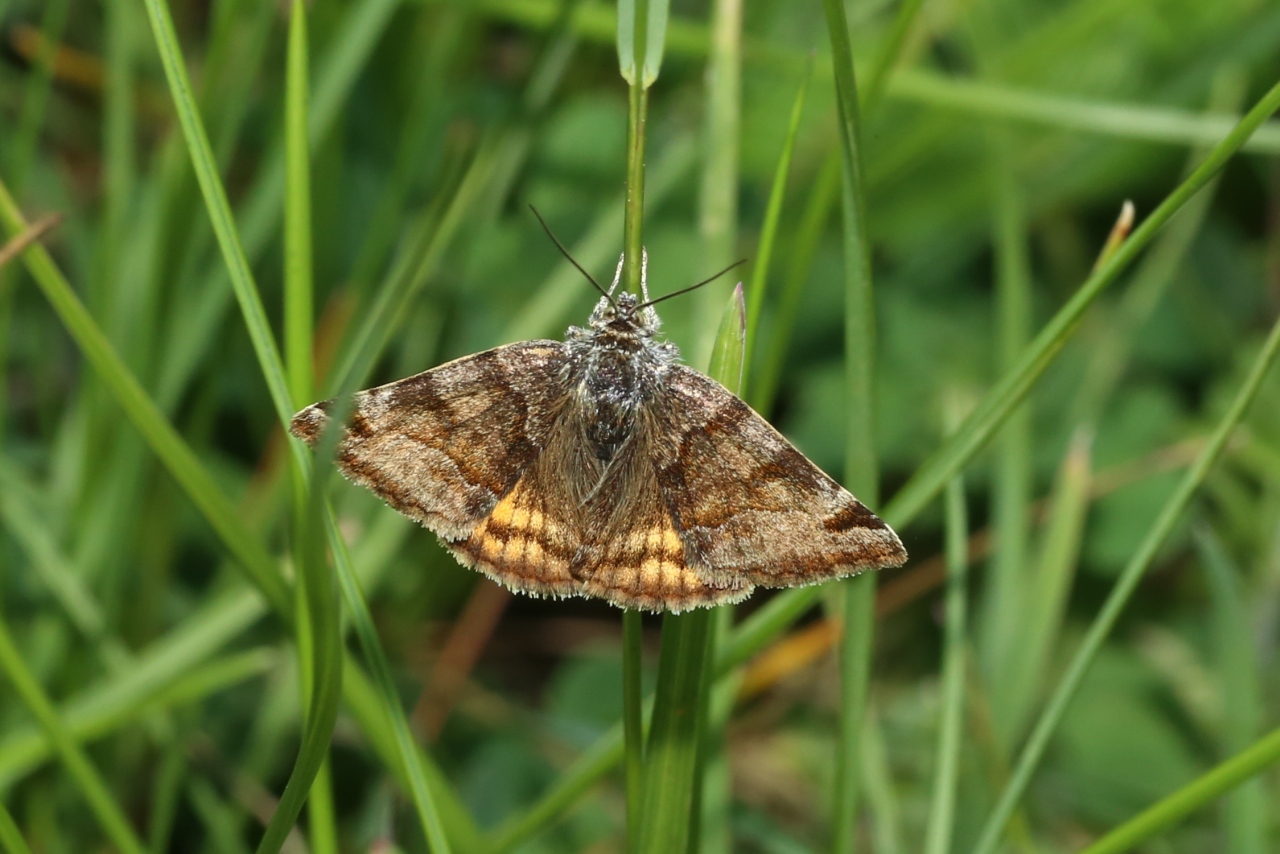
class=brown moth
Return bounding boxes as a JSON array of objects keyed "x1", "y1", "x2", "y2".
[{"x1": 290, "y1": 252, "x2": 906, "y2": 612}]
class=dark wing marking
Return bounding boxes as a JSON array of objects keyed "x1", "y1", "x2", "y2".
[
  {"x1": 290, "y1": 341, "x2": 569, "y2": 540},
  {"x1": 652, "y1": 366, "x2": 906, "y2": 589}
]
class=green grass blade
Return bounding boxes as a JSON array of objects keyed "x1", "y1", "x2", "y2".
[
  {"x1": 0, "y1": 178, "x2": 293, "y2": 618},
  {"x1": 140, "y1": 0, "x2": 293, "y2": 430},
  {"x1": 638, "y1": 611, "x2": 714, "y2": 854},
  {"x1": 744, "y1": 55, "x2": 812, "y2": 391},
  {"x1": 325, "y1": 512, "x2": 454, "y2": 854},
  {"x1": 923, "y1": 467, "x2": 968, "y2": 854},
  {"x1": 861, "y1": 0, "x2": 925, "y2": 113},
  {"x1": 621, "y1": 608, "x2": 645, "y2": 851},
  {"x1": 468, "y1": 3, "x2": 1280, "y2": 153},
  {"x1": 186, "y1": 778, "x2": 251, "y2": 854},
  {"x1": 996, "y1": 431, "x2": 1092, "y2": 741},
  {"x1": 976, "y1": 142, "x2": 1032, "y2": 738},
  {"x1": 860, "y1": 707, "x2": 904, "y2": 854},
  {"x1": 330, "y1": 139, "x2": 497, "y2": 394},
  {"x1": 881, "y1": 77, "x2": 1280, "y2": 535},
  {"x1": 1195, "y1": 525, "x2": 1267, "y2": 854},
  {"x1": 971, "y1": 291, "x2": 1280, "y2": 854},
  {"x1": 255, "y1": 6, "x2": 343, "y2": 851},
  {"x1": 821, "y1": 0, "x2": 880, "y2": 848},
  {"x1": 638, "y1": 286, "x2": 745, "y2": 854},
  {"x1": 147, "y1": 744, "x2": 187, "y2": 854},
  {"x1": 284, "y1": 0, "x2": 314, "y2": 409},
  {"x1": 340, "y1": 661, "x2": 480, "y2": 850},
  {"x1": 96, "y1": 0, "x2": 137, "y2": 317},
  {"x1": 617, "y1": 0, "x2": 670, "y2": 87},
  {"x1": 6, "y1": 0, "x2": 68, "y2": 188},
  {"x1": 889, "y1": 67, "x2": 1280, "y2": 156},
  {"x1": 751, "y1": 149, "x2": 840, "y2": 415},
  {"x1": 674, "y1": 3, "x2": 744, "y2": 841},
  {"x1": 1072, "y1": 70, "x2": 1243, "y2": 426},
  {"x1": 256, "y1": 511, "x2": 341, "y2": 854},
  {"x1": 486, "y1": 722, "x2": 626, "y2": 853},
  {"x1": 707, "y1": 284, "x2": 747, "y2": 394},
  {"x1": 0, "y1": 177, "x2": 473, "y2": 849},
  {"x1": 1079, "y1": 725, "x2": 1280, "y2": 854},
  {"x1": 0, "y1": 620, "x2": 147, "y2": 854},
  {"x1": 152, "y1": 0, "x2": 400, "y2": 411},
  {"x1": 691, "y1": 0, "x2": 742, "y2": 364},
  {"x1": 621, "y1": 76, "x2": 649, "y2": 297},
  {"x1": 0, "y1": 592, "x2": 268, "y2": 785},
  {"x1": 0, "y1": 800, "x2": 33, "y2": 854}
]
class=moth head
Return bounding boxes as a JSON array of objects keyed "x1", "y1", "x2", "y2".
[{"x1": 588, "y1": 290, "x2": 661, "y2": 336}]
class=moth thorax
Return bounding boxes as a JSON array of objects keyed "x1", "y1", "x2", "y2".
[{"x1": 580, "y1": 349, "x2": 649, "y2": 461}]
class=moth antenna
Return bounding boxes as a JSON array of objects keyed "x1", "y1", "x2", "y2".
[
  {"x1": 638, "y1": 258, "x2": 748, "y2": 309},
  {"x1": 529, "y1": 204, "x2": 615, "y2": 306}
]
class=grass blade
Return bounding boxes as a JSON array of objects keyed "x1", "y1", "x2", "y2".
[
  {"x1": 638, "y1": 611, "x2": 714, "y2": 854},
  {"x1": 821, "y1": 0, "x2": 880, "y2": 848},
  {"x1": 0, "y1": 620, "x2": 146, "y2": 854},
  {"x1": 976, "y1": 140, "x2": 1032, "y2": 738},
  {"x1": 638, "y1": 288, "x2": 744, "y2": 854},
  {"x1": 1079, "y1": 726, "x2": 1280, "y2": 854},
  {"x1": 691, "y1": 0, "x2": 741, "y2": 364},
  {"x1": 0, "y1": 178, "x2": 293, "y2": 617},
  {"x1": 325, "y1": 512, "x2": 454, "y2": 854},
  {"x1": 996, "y1": 431, "x2": 1092, "y2": 741},
  {"x1": 751, "y1": 149, "x2": 840, "y2": 415},
  {"x1": 744, "y1": 54, "x2": 813, "y2": 390},
  {"x1": 0, "y1": 800, "x2": 33, "y2": 854},
  {"x1": 621, "y1": 608, "x2": 645, "y2": 851},
  {"x1": 888, "y1": 66, "x2": 1280, "y2": 155},
  {"x1": 617, "y1": 0, "x2": 662, "y2": 839},
  {"x1": 284, "y1": 0, "x2": 314, "y2": 410},
  {"x1": 255, "y1": 5, "x2": 343, "y2": 851},
  {"x1": 923, "y1": 466, "x2": 968, "y2": 854},
  {"x1": 617, "y1": 0, "x2": 670, "y2": 87},
  {"x1": 1196, "y1": 525, "x2": 1267, "y2": 853},
  {"x1": 677, "y1": 2, "x2": 744, "y2": 844},
  {"x1": 140, "y1": 0, "x2": 293, "y2": 430},
  {"x1": 861, "y1": 0, "x2": 926, "y2": 113},
  {"x1": 0, "y1": 163, "x2": 473, "y2": 854},
  {"x1": 880, "y1": 78, "x2": 1280, "y2": 539},
  {"x1": 330, "y1": 137, "x2": 496, "y2": 395},
  {"x1": 486, "y1": 722, "x2": 626, "y2": 853},
  {"x1": 971, "y1": 287, "x2": 1280, "y2": 854}
]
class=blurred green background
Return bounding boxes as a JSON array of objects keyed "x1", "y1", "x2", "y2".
[{"x1": 2, "y1": 0, "x2": 1280, "y2": 851}]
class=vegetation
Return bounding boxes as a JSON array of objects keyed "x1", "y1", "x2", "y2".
[{"x1": 2, "y1": 0, "x2": 1280, "y2": 851}]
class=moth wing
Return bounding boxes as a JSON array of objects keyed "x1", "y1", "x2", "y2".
[
  {"x1": 652, "y1": 366, "x2": 906, "y2": 589},
  {"x1": 564, "y1": 426, "x2": 754, "y2": 613},
  {"x1": 290, "y1": 341, "x2": 569, "y2": 541}
]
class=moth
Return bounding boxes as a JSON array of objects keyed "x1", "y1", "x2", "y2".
[{"x1": 291, "y1": 247, "x2": 906, "y2": 613}]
